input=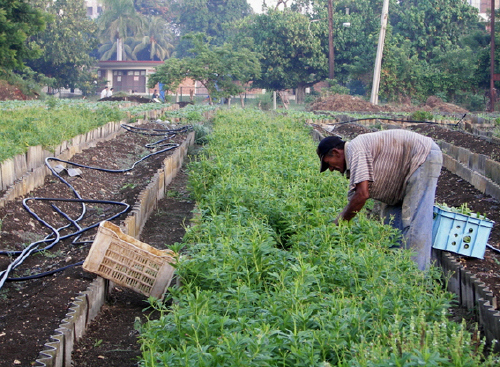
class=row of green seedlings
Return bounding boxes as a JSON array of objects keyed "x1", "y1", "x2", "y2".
[
  {"x1": 0, "y1": 98, "x2": 201, "y2": 164},
  {"x1": 137, "y1": 109, "x2": 499, "y2": 366},
  {"x1": 0, "y1": 103, "x2": 125, "y2": 163}
]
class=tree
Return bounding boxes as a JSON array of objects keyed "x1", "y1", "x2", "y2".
[
  {"x1": 132, "y1": 16, "x2": 175, "y2": 61},
  {"x1": 97, "y1": 0, "x2": 144, "y2": 61},
  {"x1": 147, "y1": 57, "x2": 186, "y2": 95},
  {"x1": 170, "y1": 0, "x2": 252, "y2": 54},
  {"x1": 149, "y1": 33, "x2": 260, "y2": 104},
  {"x1": 134, "y1": 0, "x2": 170, "y2": 15},
  {"x1": 0, "y1": 0, "x2": 46, "y2": 71},
  {"x1": 98, "y1": 37, "x2": 137, "y2": 61},
  {"x1": 244, "y1": 9, "x2": 328, "y2": 103},
  {"x1": 390, "y1": 0, "x2": 479, "y2": 61},
  {"x1": 376, "y1": 0, "x2": 483, "y2": 102},
  {"x1": 28, "y1": 0, "x2": 98, "y2": 91}
]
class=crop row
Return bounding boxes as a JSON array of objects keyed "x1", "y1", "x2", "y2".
[{"x1": 138, "y1": 109, "x2": 498, "y2": 366}]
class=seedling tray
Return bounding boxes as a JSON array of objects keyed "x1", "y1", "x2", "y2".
[
  {"x1": 83, "y1": 221, "x2": 176, "y2": 299},
  {"x1": 432, "y1": 206, "x2": 494, "y2": 259}
]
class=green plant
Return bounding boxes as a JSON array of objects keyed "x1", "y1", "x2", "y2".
[
  {"x1": 138, "y1": 109, "x2": 498, "y2": 366},
  {"x1": 435, "y1": 202, "x2": 489, "y2": 221},
  {"x1": 166, "y1": 190, "x2": 181, "y2": 198},
  {"x1": 120, "y1": 183, "x2": 137, "y2": 190},
  {"x1": 192, "y1": 123, "x2": 211, "y2": 145},
  {"x1": 46, "y1": 96, "x2": 59, "y2": 109},
  {"x1": 94, "y1": 339, "x2": 103, "y2": 347},
  {"x1": 410, "y1": 110, "x2": 434, "y2": 122}
]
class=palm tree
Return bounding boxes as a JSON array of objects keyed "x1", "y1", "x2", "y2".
[
  {"x1": 98, "y1": 37, "x2": 137, "y2": 61},
  {"x1": 97, "y1": 0, "x2": 144, "y2": 61},
  {"x1": 132, "y1": 16, "x2": 175, "y2": 61}
]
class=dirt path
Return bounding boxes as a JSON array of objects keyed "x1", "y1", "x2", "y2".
[{"x1": 71, "y1": 163, "x2": 195, "y2": 367}]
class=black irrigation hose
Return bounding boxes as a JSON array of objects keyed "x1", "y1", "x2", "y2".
[
  {"x1": 5, "y1": 261, "x2": 84, "y2": 282},
  {"x1": 0, "y1": 122, "x2": 192, "y2": 289},
  {"x1": 325, "y1": 113, "x2": 468, "y2": 128}
]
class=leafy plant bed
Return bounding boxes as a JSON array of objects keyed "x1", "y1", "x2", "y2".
[
  {"x1": 137, "y1": 110, "x2": 498, "y2": 366},
  {"x1": 0, "y1": 121, "x2": 191, "y2": 367}
]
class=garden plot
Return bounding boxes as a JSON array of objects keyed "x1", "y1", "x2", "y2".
[
  {"x1": 0, "y1": 120, "x2": 192, "y2": 367},
  {"x1": 137, "y1": 110, "x2": 498, "y2": 366}
]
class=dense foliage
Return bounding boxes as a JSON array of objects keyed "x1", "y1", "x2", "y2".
[
  {"x1": 0, "y1": 0, "x2": 45, "y2": 70},
  {"x1": 149, "y1": 33, "x2": 260, "y2": 104},
  {"x1": 28, "y1": 0, "x2": 99, "y2": 92},
  {"x1": 241, "y1": 9, "x2": 328, "y2": 103},
  {"x1": 138, "y1": 109, "x2": 498, "y2": 366}
]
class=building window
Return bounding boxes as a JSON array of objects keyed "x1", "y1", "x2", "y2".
[
  {"x1": 97, "y1": 6, "x2": 102, "y2": 15},
  {"x1": 134, "y1": 71, "x2": 140, "y2": 76},
  {"x1": 87, "y1": 7, "x2": 93, "y2": 16},
  {"x1": 113, "y1": 71, "x2": 117, "y2": 75},
  {"x1": 140, "y1": 71, "x2": 146, "y2": 76}
]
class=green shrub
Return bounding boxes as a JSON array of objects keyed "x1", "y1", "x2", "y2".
[{"x1": 410, "y1": 110, "x2": 434, "y2": 122}]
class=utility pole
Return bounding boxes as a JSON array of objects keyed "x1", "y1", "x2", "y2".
[
  {"x1": 370, "y1": 0, "x2": 389, "y2": 105},
  {"x1": 328, "y1": 0, "x2": 334, "y2": 79},
  {"x1": 490, "y1": 0, "x2": 497, "y2": 112}
]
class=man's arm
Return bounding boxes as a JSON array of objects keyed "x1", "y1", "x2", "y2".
[{"x1": 334, "y1": 180, "x2": 370, "y2": 224}]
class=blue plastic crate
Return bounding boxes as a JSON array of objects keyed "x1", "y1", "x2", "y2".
[{"x1": 432, "y1": 206, "x2": 494, "y2": 259}]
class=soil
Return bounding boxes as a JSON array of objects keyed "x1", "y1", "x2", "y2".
[
  {"x1": 0, "y1": 80, "x2": 35, "y2": 101},
  {"x1": 0, "y1": 122, "x2": 194, "y2": 367},
  {"x1": 308, "y1": 94, "x2": 470, "y2": 115},
  {"x1": 2, "y1": 104, "x2": 500, "y2": 366}
]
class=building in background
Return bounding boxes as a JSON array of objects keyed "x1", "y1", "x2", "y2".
[
  {"x1": 468, "y1": 0, "x2": 499, "y2": 21},
  {"x1": 85, "y1": 0, "x2": 103, "y2": 19}
]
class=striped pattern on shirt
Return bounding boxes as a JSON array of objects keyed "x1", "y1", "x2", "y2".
[{"x1": 345, "y1": 129, "x2": 432, "y2": 205}]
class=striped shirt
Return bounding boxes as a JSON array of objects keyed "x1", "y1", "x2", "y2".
[{"x1": 345, "y1": 129, "x2": 433, "y2": 205}]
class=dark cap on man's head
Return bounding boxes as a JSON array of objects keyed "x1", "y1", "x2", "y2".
[{"x1": 317, "y1": 136, "x2": 345, "y2": 172}]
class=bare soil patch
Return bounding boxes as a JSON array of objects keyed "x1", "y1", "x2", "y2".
[{"x1": 309, "y1": 94, "x2": 469, "y2": 115}]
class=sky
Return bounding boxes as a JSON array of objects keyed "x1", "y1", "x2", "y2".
[{"x1": 248, "y1": 0, "x2": 277, "y2": 13}]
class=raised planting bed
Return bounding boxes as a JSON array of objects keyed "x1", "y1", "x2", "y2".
[
  {"x1": 0, "y1": 118, "x2": 194, "y2": 367},
  {"x1": 135, "y1": 109, "x2": 499, "y2": 366}
]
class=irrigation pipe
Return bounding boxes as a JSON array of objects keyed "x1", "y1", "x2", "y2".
[
  {"x1": 322, "y1": 113, "x2": 468, "y2": 128},
  {"x1": 0, "y1": 122, "x2": 192, "y2": 291}
]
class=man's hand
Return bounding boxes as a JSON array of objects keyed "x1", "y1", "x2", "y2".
[{"x1": 336, "y1": 180, "x2": 370, "y2": 223}]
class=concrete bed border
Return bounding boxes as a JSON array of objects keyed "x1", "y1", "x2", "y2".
[{"x1": 33, "y1": 131, "x2": 195, "y2": 367}]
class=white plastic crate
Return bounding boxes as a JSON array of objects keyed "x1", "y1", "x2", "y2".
[
  {"x1": 432, "y1": 206, "x2": 494, "y2": 259},
  {"x1": 83, "y1": 221, "x2": 176, "y2": 299}
]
